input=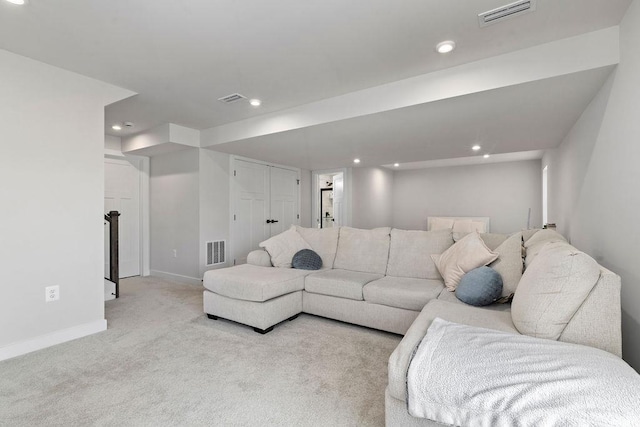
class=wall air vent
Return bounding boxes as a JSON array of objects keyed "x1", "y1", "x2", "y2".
[
  {"x1": 206, "y1": 240, "x2": 226, "y2": 265},
  {"x1": 478, "y1": 0, "x2": 537, "y2": 27},
  {"x1": 217, "y1": 93, "x2": 246, "y2": 104}
]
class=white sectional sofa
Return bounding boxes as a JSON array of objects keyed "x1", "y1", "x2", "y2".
[
  {"x1": 202, "y1": 225, "x2": 624, "y2": 425},
  {"x1": 203, "y1": 226, "x2": 459, "y2": 334}
]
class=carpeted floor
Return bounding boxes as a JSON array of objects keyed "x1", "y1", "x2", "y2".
[{"x1": 0, "y1": 276, "x2": 401, "y2": 426}]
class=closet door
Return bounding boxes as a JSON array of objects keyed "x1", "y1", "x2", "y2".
[
  {"x1": 233, "y1": 160, "x2": 270, "y2": 265},
  {"x1": 269, "y1": 166, "x2": 299, "y2": 237},
  {"x1": 232, "y1": 159, "x2": 300, "y2": 265}
]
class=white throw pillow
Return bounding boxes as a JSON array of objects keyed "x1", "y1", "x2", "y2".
[
  {"x1": 259, "y1": 226, "x2": 311, "y2": 268},
  {"x1": 431, "y1": 232, "x2": 498, "y2": 291},
  {"x1": 512, "y1": 241, "x2": 600, "y2": 340}
]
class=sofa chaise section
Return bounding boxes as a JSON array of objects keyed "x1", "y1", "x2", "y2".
[
  {"x1": 385, "y1": 236, "x2": 623, "y2": 427},
  {"x1": 203, "y1": 264, "x2": 312, "y2": 333}
]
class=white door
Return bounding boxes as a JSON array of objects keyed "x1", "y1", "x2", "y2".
[
  {"x1": 332, "y1": 173, "x2": 344, "y2": 227},
  {"x1": 233, "y1": 160, "x2": 270, "y2": 265},
  {"x1": 104, "y1": 158, "x2": 141, "y2": 278},
  {"x1": 232, "y1": 159, "x2": 300, "y2": 264},
  {"x1": 269, "y1": 166, "x2": 299, "y2": 237}
]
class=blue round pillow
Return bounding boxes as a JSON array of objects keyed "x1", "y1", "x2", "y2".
[
  {"x1": 292, "y1": 249, "x2": 323, "y2": 270},
  {"x1": 455, "y1": 266, "x2": 503, "y2": 307}
]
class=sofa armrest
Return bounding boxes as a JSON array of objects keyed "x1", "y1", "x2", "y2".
[{"x1": 247, "y1": 249, "x2": 273, "y2": 267}]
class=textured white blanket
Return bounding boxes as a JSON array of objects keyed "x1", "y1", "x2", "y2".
[{"x1": 407, "y1": 318, "x2": 640, "y2": 427}]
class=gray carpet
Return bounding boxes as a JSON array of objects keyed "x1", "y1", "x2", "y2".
[{"x1": 0, "y1": 276, "x2": 401, "y2": 426}]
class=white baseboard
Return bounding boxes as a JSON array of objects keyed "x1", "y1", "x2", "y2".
[
  {"x1": 0, "y1": 319, "x2": 107, "y2": 362},
  {"x1": 150, "y1": 270, "x2": 202, "y2": 286}
]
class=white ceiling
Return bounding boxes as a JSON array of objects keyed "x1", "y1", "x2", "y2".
[
  {"x1": 0, "y1": 0, "x2": 631, "y2": 141},
  {"x1": 206, "y1": 67, "x2": 614, "y2": 170}
]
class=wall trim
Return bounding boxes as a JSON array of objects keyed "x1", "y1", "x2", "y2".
[
  {"x1": 150, "y1": 270, "x2": 202, "y2": 286},
  {"x1": 0, "y1": 319, "x2": 107, "y2": 362}
]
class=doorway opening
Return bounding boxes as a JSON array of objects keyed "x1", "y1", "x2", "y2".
[{"x1": 312, "y1": 169, "x2": 350, "y2": 229}]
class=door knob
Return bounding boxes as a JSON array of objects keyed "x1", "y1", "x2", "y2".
[
  {"x1": 266, "y1": 219, "x2": 272, "y2": 224},
  {"x1": 266, "y1": 219, "x2": 279, "y2": 224}
]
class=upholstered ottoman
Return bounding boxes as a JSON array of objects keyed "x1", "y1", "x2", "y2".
[{"x1": 202, "y1": 264, "x2": 312, "y2": 333}]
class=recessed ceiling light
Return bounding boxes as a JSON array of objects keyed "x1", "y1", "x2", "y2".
[
  {"x1": 483, "y1": 154, "x2": 490, "y2": 159},
  {"x1": 249, "y1": 99, "x2": 261, "y2": 107},
  {"x1": 111, "y1": 124, "x2": 122, "y2": 131},
  {"x1": 393, "y1": 163, "x2": 400, "y2": 167},
  {"x1": 472, "y1": 144, "x2": 481, "y2": 151},
  {"x1": 5, "y1": 0, "x2": 26, "y2": 5},
  {"x1": 436, "y1": 41, "x2": 456, "y2": 54},
  {"x1": 353, "y1": 158, "x2": 361, "y2": 164}
]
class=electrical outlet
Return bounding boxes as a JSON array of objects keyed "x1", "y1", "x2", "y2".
[
  {"x1": 173, "y1": 249, "x2": 177, "y2": 258},
  {"x1": 45, "y1": 285, "x2": 60, "y2": 302}
]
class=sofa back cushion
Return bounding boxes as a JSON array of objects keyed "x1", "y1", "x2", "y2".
[
  {"x1": 512, "y1": 242, "x2": 600, "y2": 340},
  {"x1": 479, "y1": 233, "x2": 509, "y2": 250},
  {"x1": 334, "y1": 227, "x2": 391, "y2": 274},
  {"x1": 488, "y1": 232, "x2": 523, "y2": 297},
  {"x1": 386, "y1": 229, "x2": 453, "y2": 279},
  {"x1": 524, "y1": 229, "x2": 567, "y2": 268},
  {"x1": 296, "y1": 226, "x2": 339, "y2": 269}
]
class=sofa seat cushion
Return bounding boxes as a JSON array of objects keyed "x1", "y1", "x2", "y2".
[
  {"x1": 203, "y1": 264, "x2": 311, "y2": 302},
  {"x1": 437, "y1": 288, "x2": 512, "y2": 312},
  {"x1": 304, "y1": 269, "x2": 383, "y2": 301},
  {"x1": 333, "y1": 227, "x2": 391, "y2": 274},
  {"x1": 388, "y1": 299, "x2": 518, "y2": 402},
  {"x1": 363, "y1": 276, "x2": 444, "y2": 311},
  {"x1": 386, "y1": 229, "x2": 453, "y2": 279}
]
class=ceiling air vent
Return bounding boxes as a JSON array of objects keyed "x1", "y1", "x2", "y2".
[
  {"x1": 478, "y1": 0, "x2": 537, "y2": 27},
  {"x1": 218, "y1": 93, "x2": 246, "y2": 104}
]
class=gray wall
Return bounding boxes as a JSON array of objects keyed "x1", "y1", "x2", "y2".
[
  {"x1": 543, "y1": 1, "x2": 640, "y2": 370},
  {"x1": 351, "y1": 167, "x2": 394, "y2": 229},
  {"x1": 0, "y1": 49, "x2": 129, "y2": 355},
  {"x1": 150, "y1": 149, "x2": 200, "y2": 280},
  {"x1": 151, "y1": 149, "x2": 310, "y2": 279},
  {"x1": 199, "y1": 149, "x2": 231, "y2": 276},
  {"x1": 392, "y1": 160, "x2": 542, "y2": 233},
  {"x1": 104, "y1": 135, "x2": 122, "y2": 152}
]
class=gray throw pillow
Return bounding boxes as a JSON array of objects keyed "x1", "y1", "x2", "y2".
[
  {"x1": 292, "y1": 249, "x2": 323, "y2": 270},
  {"x1": 455, "y1": 267, "x2": 503, "y2": 306}
]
